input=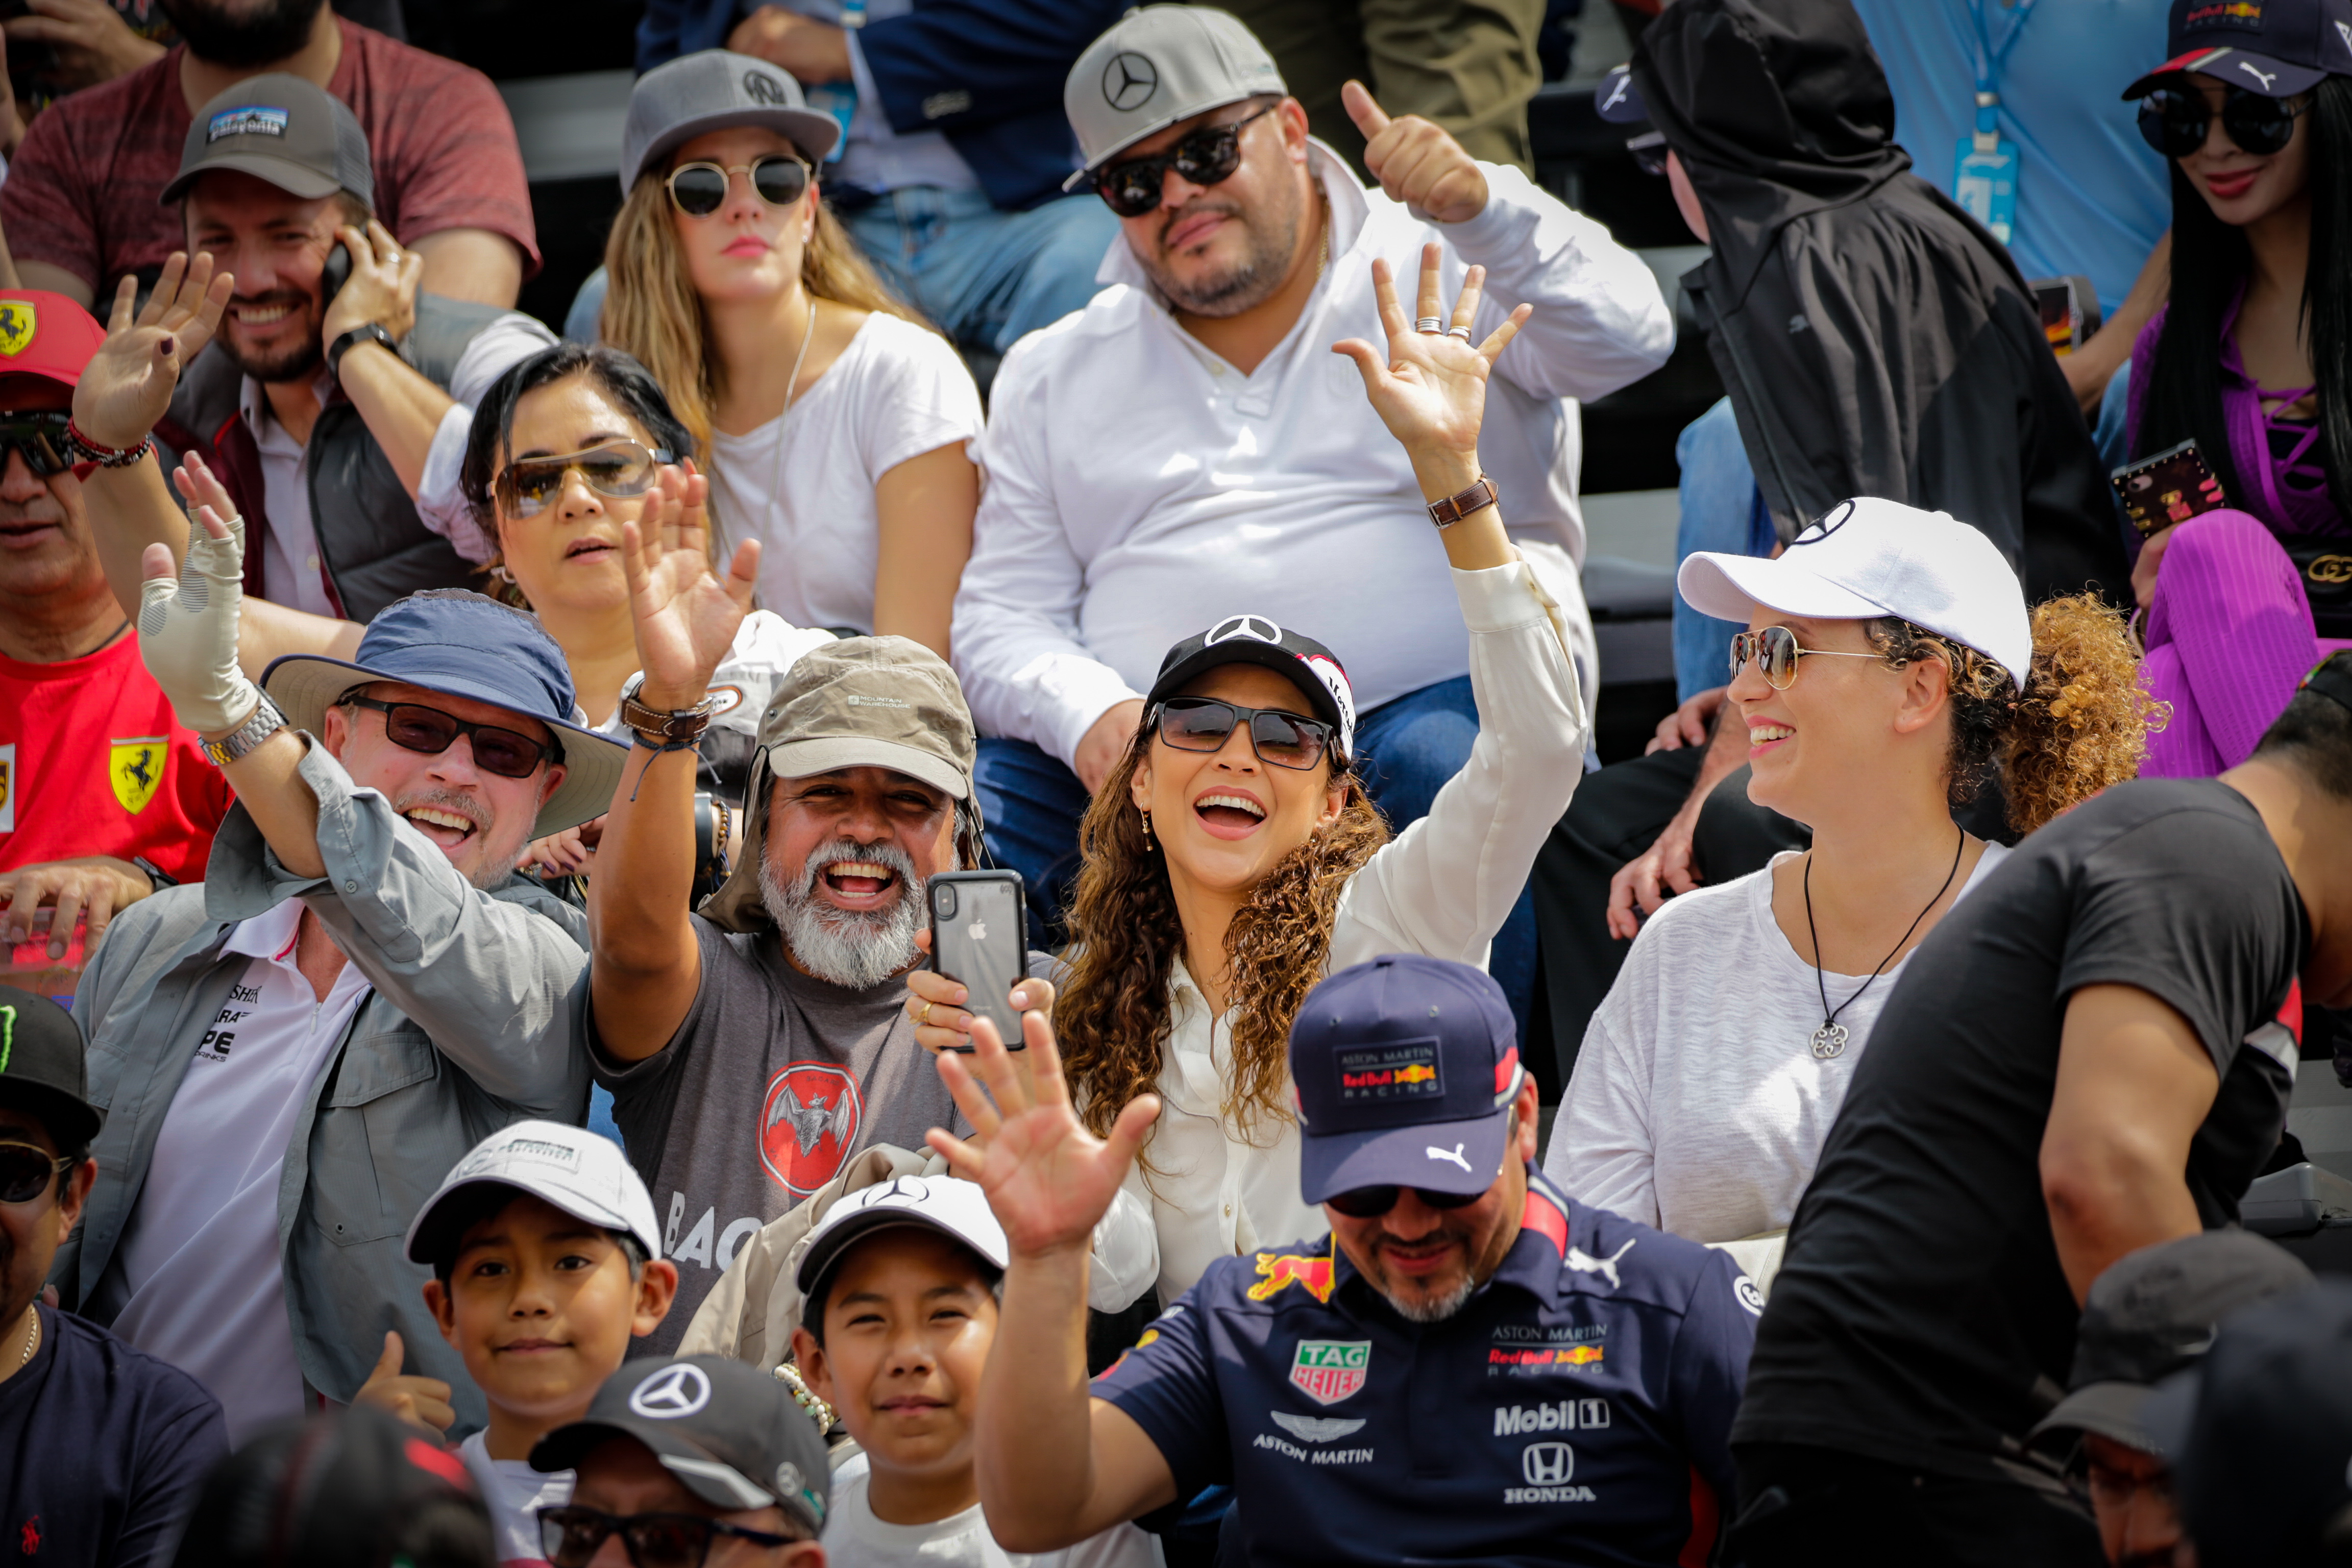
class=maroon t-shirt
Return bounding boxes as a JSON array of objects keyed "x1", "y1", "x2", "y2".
[{"x1": 0, "y1": 19, "x2": 540, "y2": 296}]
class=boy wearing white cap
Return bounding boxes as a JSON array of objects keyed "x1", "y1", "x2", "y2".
[{"x1": 385, "y1": 1122, "x2": 678, "y2": 1566}]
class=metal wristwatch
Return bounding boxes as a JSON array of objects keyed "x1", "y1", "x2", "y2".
[
  {"x1": 199, "y1": 694, "x2": 287, "y2": 768},
  {"x1": 620, "y1": 691, "x2": 722, "y2": 752},
  {"x1": 326, "y1": 322, "x2": 400, "y2": 382}
]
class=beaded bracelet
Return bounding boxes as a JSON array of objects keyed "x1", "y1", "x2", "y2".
[{"x1": 65, "y1": 419, "x2": 155, "y2": 469}]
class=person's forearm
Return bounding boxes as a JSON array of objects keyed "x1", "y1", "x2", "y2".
[
  {"x1": 1415, "y1": 450, "x2": 1513, "y2": 572},
  {"x1": 215, "y1": 726, "x2": 328, "y2": 879},
  {"x1": 2063, "y1": 233, "x2": 2170, "y2": 413},
  {"x1": 2045, "y1": 1158, "x2": 2201, "y2": 1304},
  {"x1": 81, "y1": 455, "x2": 190, "y2": 618},
  {"x1": 976, "y1": 1239, "x2": 1102, "y2": 1545},
  {"x1": 585, "y1": 736, "x2": 704, "y2": 1054},
  {"x1": 335, "y1": 342, "x2": 457, "y2": 498}
]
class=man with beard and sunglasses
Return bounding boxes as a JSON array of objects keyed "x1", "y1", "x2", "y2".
[
  {"x1": 0, "y1": 0, "x2": 533, "y2": 312},
  {"x1": 924, "y1": 953, "x2": 1758, "y2": 1567}
]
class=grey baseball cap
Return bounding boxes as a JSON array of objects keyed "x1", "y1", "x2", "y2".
[
  {"x1": 1061, "y1": 6, "x2": 1285, "y2": 191},
  {"x1": 162, "y1": 73, "x2": 373, "y2": 208},
  {"x1": 620, "y1": 49, "x2": 842, "y2": 193}
]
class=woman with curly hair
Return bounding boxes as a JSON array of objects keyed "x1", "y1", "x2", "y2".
[
  {"x1": 1544, "y1": 498, "x2": 2161, "y2": 1254},
  {"x1": 908, "y1": 247, "x2": 1590, "y2": 1305}
]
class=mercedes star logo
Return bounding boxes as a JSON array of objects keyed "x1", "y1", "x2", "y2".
[
  {"x1": 1792, "y1": 498, "x2": 1857, "y2": 547},
  {"x1": 1102, "y1": 52, "x2": 1159, "y2": 112},
  {"x1": 629, "y1": 1363, "x2": 713, "y2": 1419},
  {"x1": 1206, "y1": 614, "x2": 1282, "y2": 646}
]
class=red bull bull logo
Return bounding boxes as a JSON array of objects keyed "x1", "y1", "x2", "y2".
[
  {"x1": 1487, "y1": 1343, "x2": 1605, "y2": 1370},
  {"x1": 1290, "y1": 1338, "x2": 1370, "y2": 1405},
  {"x1": 1246, "y1": 1251, "x2": 1335, "y2": 1303}
]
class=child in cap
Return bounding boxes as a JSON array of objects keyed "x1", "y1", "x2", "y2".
[
  {"x1": 397, "y1": 1120, "x2": 677, "y2": 1566},
  {"x1": 789, "y1": 1176, "x2": 1160, "y2": 1568}
]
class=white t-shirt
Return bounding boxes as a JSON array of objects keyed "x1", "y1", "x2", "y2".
[
  {"x1": 461, "y1": 1430, "x2": 572, "y2": 1568},
  {"x1": 100, "y1": 897, "x2": 373, "y2": 1444},
  {"x1": 823, "y1": 1453, "x2": 1162, "y2": 1568},
  {"x1": 1544, "y1": 844, "x2": 2011, "y2": 1245},
  {"x1": 708, "y1": 312, "x2": 982, "y2": 635}
]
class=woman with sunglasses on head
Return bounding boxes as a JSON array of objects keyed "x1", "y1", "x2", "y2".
[
  {"x1": 907, "y1": 249, "x2": 1589, "y2": 1304},
  {"x1": 599, "y1": 51, "x2": 982, "y2": 659},
  {"x1": 1543, "y1": 499, "x2": 2157, "y2": 1257},
  {"x1": 2118, "y1": 10, "x2": 2352, "y2": 777}
]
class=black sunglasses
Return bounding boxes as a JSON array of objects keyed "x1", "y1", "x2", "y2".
[
  {"x1": 665, "y1": 153, "x2": 812, "y2": 218},
  {"x1": 2137, "y1": 83, "x2": 2309, "y2": 158},
  {"x1": 0, "y1": 410, "x2": 72, "y2": 477},
  {"x1": 0, "y1": 1142, "x2": 75, "y2": 1206},
  {"x1": 1326, "y1": 1183, "x2": 1485, "y2": 1219},
  {"x1": 339, "y1": 695, "x2": 560, "y2": 780},
  {"x1": 1150, "y1": 696, "x2": 1336, "y2": 772},
  {"x1": 538, "y1": 1506, "x2": 797, "y2": 1568},
  {"x1": 1094, "y1": 103, "x2": 1278, "y2": 218}
]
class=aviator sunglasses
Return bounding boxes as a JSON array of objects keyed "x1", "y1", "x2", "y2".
[
  {"x1": 2137, "y1": 82, "x2": 2309, "y2": 158},
  {"x1": 538, "y1": 1506, "x2": 798, "y2": 1568},
  {"x1": 665, "y1": 153, "x2": 813, "y2": 217},
  {"x1": 0, "y1": 1142, "x2": 76, "y2": 1206},
  {"x1": 339, "y1": 695, "x2": 560, "y2": 780},
  {"x1": 1150, "y1": 696, "x2": 1337, "y2": 771},
  {"x1": 1728, "y1": 625, "x2": 1887, "y2": 690},
  {"x1": 495, "y1": 440, "x2": 673, "y2": 519},
  {"x1": 0, "y1": 410, "x2": 72, "y2": 476},
  {"x1": 1094, "y1": 103, "x2": 1279, "y2": 218}
]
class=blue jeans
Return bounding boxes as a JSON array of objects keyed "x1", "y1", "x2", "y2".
[
  {"x1": 973, "y1": 675, "x2": 1539, "y2": 1038},
  {"x1": 1672, "y1": 397, "x2": 1776, "y2": 701}
]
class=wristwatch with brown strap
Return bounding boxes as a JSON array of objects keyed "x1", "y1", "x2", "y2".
[{"x1": 1427, "y1": 474, "x2": 1500, "y2": 529}]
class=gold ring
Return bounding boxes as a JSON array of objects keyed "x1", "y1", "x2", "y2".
[{"x1": 917, "y1": 999, "x2": 934, "y2": 1025}]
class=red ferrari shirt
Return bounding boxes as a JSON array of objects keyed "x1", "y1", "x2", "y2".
[{"x1": 0, "y1": 635, "x2": 231, "y2": 884}]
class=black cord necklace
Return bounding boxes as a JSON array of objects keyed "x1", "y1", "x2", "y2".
[{"x1": 1801, "y1": 826, "x2": 1966, "y2": 1060}]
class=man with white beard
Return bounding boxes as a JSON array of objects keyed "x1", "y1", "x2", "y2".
[{"x1": 589, "y1": 633, "x2": 1043, "y2": 1350}]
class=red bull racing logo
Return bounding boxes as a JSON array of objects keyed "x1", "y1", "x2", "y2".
[
  {"x1": 1246, "y1": 1250, "x2": 1336, "y2": 1303},
  {"x1": 1290, "y1": 1339, "x2": 1370, "y2": 1405},
  {"x1": 759, "y1": 1063, "x2": 863, "y2": 1196}
]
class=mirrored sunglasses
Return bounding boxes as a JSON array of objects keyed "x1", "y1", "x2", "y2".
[
  {"x1": 1728, "y1": 625, "x2": 1886, "y2": 690},
  {"x1": 665, "y1": 153, "x2": 812, "y2": 217},
  {"x1": 494, "y1": 440, "x2": 672, "y2": 519},
  {"x1": 0, "y1": 410, "x2": 74, "y2": 477},
  {"x1": 1094, "y1": 103, "x2": 1278, "y2": 218},
  {"x1": 1151, "y1": 696, "x2": 1335, "y2": 771}
]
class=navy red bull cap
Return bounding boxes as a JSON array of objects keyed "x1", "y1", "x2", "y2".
[
  {"x1": 1291, "y1": 954, "x2": 1526, "y2": 1206},
  {"x1": 2123, "y1": 0, "x2": 2352, "y2": 100}
]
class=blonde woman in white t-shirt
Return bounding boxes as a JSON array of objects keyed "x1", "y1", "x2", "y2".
[
  {"x1": 1545, "y1": 498, "x2": 2162, "y2": 1251},
  {"x1": 602, "y1": 50, "x2": 984, "y2": 656}
]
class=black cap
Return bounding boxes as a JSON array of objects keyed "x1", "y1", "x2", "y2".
[
  {"x1": 161, "y1": 72, "x2": 374, "y2": 207},
  {"x1": 1144, "y1": 614, "x2": 1357, "y2": 762},
  {"x1": 2142, "y1": 1281, "x2": 2352, "y2": 1567},
  {"x1": 1595, "y1": 62, "x2": 1648, "y2": 124},
  {"x1": 2122, "y1": 0, "x2": 2352, "y2": 101},
  {"x1": 0, "y1": 985, "x2": 102, "y2": 1148},
  {"x1": 2030, "y1": 1231, "x2": 2314, "y2": 1451},
  {"x1": 531, "y1": 1356, "x2": 830, "y2": 1534}
]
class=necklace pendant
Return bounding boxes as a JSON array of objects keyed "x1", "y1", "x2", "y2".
[{"x1": 1809, "y1": 1023, "x2": 1849, "y2": 1060}]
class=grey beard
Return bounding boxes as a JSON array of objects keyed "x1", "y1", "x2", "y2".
[
  {"x1": 759, "y1": 839, "x2": 925, "y2": 991},
  {"x1": 1384, "y1": 1275, "x2": 1478, "y2": 1324}
]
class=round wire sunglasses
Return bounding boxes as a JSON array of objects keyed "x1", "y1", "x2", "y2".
[{"x1": 665, "y1": 153, "x2": 812, "y2": 217}]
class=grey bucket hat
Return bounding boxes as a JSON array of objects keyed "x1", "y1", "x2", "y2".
[{"x1": 620, "y1": 49, "x2": 842, "y2": 192}]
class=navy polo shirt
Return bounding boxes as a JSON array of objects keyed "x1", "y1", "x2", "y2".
[{"x1": 1094, "y1": 1169, "x2": 1759, "y2": 1566}]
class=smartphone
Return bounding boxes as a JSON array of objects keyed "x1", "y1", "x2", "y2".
[
  {"x1": 2029, "y1": 274, "x2": 2102, "y2": 358},
  {"x1": 928, "y1": 870, "x2": 1028, "y2": 1052},
  {"x1": 2112, "y1": 438, "x2": 2228, "y2": 538},
  {"x1": 321, "y1": 242, "x2": 353, "y2": 304}
]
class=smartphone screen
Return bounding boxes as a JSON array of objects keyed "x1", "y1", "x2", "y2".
[
  {"x1": 928, "y1": 872, "x2": 1028, "y2": 1051},
  {"x1": 2036, "y1": 278, "x2": 2081, "y2": 357},
  {"x1": 2111, "y1": 438, "x2": 2228, "y2": 538}
]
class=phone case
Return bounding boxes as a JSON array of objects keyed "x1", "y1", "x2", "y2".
[
  {"x1": 928, "y1": 871, "x2": 1028, "y2": 1052},
  {"x1": 2111, "y1": 438, "x2": 2228, "y2": 538}
]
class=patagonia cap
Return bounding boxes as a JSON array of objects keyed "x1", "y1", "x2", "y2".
[
  {"x1": 1063, "y1": 5, "x2": 1286, "y2": 190},
  {"x1": 404, "y1": 1120, "x2": 661, "y2": 1268},
  {"x1": 794, "y1": 1174, "x2": 1008, "y2": 1301},
  {"x1": 1146, "y1": 614, "x2": 1356, "y2": 763},
  {"x1": 163, "y1": 73, "x2": 373, "y2": 207},
  {"x1": 1292, "y1": 955, "x2": 1527, "y2": 1206},
  {"x1": 2123, "y1": 0, "x2": 2352, "y2": 101},
  {"x1": 620, "y1": 49, "x2": 841, "y2": 192},
  {"x1": 2030, "y1": 1231, "x2": 2314, "y2": 1453},
  {"x1": 532, "y1": 1355, "x2": 831, "y2": 1534},
  {"x1": 0, "y1": 985, "x2": 103, "y2": 1148},
  {"x1": 0, "y1": 292, "x2": 104, "y2": 389},
  {"x1": 261, "y1": 589, "x2": 628, "y2": 840},
  {"x1": 1677, "y1": 497, "x2": 2033, "y2": 691}
]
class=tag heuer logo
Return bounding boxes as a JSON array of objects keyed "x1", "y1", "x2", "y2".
[{"x1": 1289, "y1": 1339, "x2": 1369, "y2": 1405}]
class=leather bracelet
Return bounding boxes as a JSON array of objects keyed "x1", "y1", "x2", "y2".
[
  {"x1": 64, "y1": 419, "x2": 154, "y2": 469},
  {"x1": 621, "y1": 691, "x2": 720, "y2": 752},
  {"x1": 1427, "y1": 474, "x2": 1500, "y2": 529},
  {"x1": 326, "y1": 322, "x2": 399, "y2": 382}
]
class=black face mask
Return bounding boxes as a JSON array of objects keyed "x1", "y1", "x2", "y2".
[{"x1": 159, "y1": 0, "x2": 329, "y2": 68}]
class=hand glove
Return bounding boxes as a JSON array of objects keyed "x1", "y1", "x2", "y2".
[{"x1": 138, "y1": 513, "x2": 261, "y2": 738}]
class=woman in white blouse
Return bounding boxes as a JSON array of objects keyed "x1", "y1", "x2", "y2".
[
  {"x1": 911, "y1": 249, "x2": 1590, "y2": 1306},
  {"x1": 1544, "y1": 499, "x2": 2159, "y2": 1250}
]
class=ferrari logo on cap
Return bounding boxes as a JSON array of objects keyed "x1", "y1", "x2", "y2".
[
  {"x1": 109, "y1": 738, "x2": 164, "y2": 815},
  {"x1": 0, "y1": 302, "x2": 34, "y2": 358}
]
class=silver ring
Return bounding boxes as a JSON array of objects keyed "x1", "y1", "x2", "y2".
[
  {"x1": 1446, "y1": 325, "x2": 1473, "y2": 340},
  {"x1": 1414, "y1": 316, "x2": 1445, "y2": 334}
]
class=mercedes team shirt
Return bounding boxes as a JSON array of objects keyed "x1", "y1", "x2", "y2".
[{"x1": 1094, "y1": 1168, "x2": 1759, "y2": 1566}]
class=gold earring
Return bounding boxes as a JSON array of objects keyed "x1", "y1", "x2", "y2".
[{"x1": 1140, "y1": 808, "x2": 1153, "y2": 848}]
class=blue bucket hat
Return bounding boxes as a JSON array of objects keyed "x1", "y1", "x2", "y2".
[{"x1": 259, "y1": 589, "x2": 627, "y2": 840}]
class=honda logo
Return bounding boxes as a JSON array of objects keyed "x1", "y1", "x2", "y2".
[{"x1": 1521, "y1": 1442, "x2": 1575, "y2": 1486}]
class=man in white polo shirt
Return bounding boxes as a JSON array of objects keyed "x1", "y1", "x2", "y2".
[{"x1": 949, "y1": 5, "x2": 1673, "y2": 1022}]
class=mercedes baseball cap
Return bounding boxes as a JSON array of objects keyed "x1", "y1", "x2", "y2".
[
  {"x1": 621, "y1": 49, "x2": 842, "y2": 192},
  {"x1": 794, "y1": 1174, "x2": 1008, "y2": 1301},
  {"x1": 0, "y1": 292, "x2": 104, "y2": 390},
  {"x1": 1677, "y1": 496, "x2": 2033, "y2": 690},
  {"x1": 2030, "y1": 1231, "x2": 2315, "y2": 1453},
  {"x1": 404, "y1": 1119, "x2": 662, "y2": 1269},
  {"x1": 1594, "y1": 62, "x2": 1648, "y2": 124},
  {"x1": 533, "y1": 1355, "x2": 831, "y2": 1532},
  {"x1": 0, "y1": 985, "x2": 103, "y2": 1148},
  {"x1": 2124, "y1": 0, "x2": 2352, "y2": 101},
  {"x1": 1292, "y1": 955, "x2": 1527, "y2": 1206},
  {"x1": 2141, "y1": 1281, "x2": 2352, "y2": 1567},
  {"x1": 1062, "y1": 5, "x2": 1286, "y2": 190},
  {"x1": 162, "y1": 73, "x2": 373, "y2": 207},
  {"x1": 1146, "y1": 614, "x2": 1357, "y2": 763}
]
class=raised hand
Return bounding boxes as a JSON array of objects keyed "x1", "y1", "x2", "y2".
[
  {"x1": 1332, "y1": 244, "x2": 1530, "y2": 500},
  {"x1": 925, "y1": 1006, "x2": 1159, "y2": 1260},
  {"x1": 75, "y1": 251, "x2": 233, "y2": 449},
  {"x1": 618, "y1": 461, "x2": 761, "y2": 709},
  {"x1": 136, "y1": 496, "x2": 259, "y2": 739},
  {"x1": 1343, "y1": 80, "x2": 1488, "y2": 224}
]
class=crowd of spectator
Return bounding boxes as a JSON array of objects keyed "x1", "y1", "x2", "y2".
[{"x1": 4, "y1": 0, "x2": 2352, "y2": 1565}]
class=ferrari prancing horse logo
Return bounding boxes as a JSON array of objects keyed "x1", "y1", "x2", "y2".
[
  {"x1": 110, "y1": 738, "x2": 165, "y2": 815},
  {"x1": 0, "y1": 302, "x2": 35, "y2": 358}
]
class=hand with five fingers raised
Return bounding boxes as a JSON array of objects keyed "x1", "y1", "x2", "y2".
[
  {"x1": 72, "y1": 251, "x2": 234, "y2": 450},
  {"x1": 620, "y1": 461, "x2": 762, "y2": 712}
]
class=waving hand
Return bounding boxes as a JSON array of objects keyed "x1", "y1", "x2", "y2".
[
  {"x1": 74, "y1": 252, "x2": 234, "y2": 449},
  {"x1": 619, "y1": 461, "x2": 761, "y2": 709}
]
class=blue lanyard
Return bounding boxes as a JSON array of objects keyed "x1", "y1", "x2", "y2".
[{"x1": 1968, "y1": 0, "x2": 2036, "y2": 134}]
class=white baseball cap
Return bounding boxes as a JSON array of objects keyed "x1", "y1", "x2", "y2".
[
  {"x1": 1062, "y1": 5, "x2": 1286, "y2": 191},
  {"x1": 1677, "y1": 497, "x2": 2032, "y2": 691},
  {"x1": 793, "y1": 1175, "x2": 1008, "y2": 1299},
  {"x1": 404, "y1": 1120, "x2": 662, "y2": 1266}
]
